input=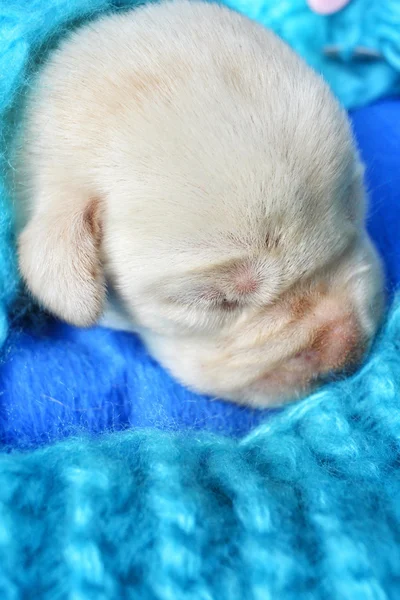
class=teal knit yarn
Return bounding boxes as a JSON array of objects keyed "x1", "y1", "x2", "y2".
[
  {"x1": 1, "y1": 3, "x2": 400, "y2": 597},
  {"x1": 225, "y1": 0, "x2": 400, "y2": 109},
  {"x1": 0, "y1": 295, "x2": 399, "y2": 599}
]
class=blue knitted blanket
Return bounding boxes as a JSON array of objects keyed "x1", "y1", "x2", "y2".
[{"x1": 1, "y1": 1, "x2": 400, "y2": 598}]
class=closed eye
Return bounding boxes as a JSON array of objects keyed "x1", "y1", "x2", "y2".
[
  {"x1": 197, "y1": 289, "x2": 242, "y2": 311},
  {"x1": 218, "y1": 297, "x2": 240, "y2": 311},
  {"x1": 169, "y1": 290, "x2": 242, "y2": 312}
]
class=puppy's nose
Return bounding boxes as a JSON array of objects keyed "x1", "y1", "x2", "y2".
[{"x1": 295, "y1": 314, "x2": 362, "y2": 375}]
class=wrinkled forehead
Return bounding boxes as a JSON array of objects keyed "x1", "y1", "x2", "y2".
[
  {"x1": 113, "y1": 211, "x2": 356, "y2": 309},
  {"x1": 106, "y1": 160, "x2": 358, "y2": 287},
  {"x1": 118, "y1": 151, "x2": 356, "y2": 235}
]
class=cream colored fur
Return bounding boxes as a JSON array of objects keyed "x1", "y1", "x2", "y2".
[{"x1": 13, "y1": 0, "x2": 384, "y2": 407}]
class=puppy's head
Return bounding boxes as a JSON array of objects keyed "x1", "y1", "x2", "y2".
[
  {"x1": 115, "y1": 156, "x2": 384, "y2": 407},
  {"x1": 17, "y1": 4, "x2": 384, "y2": 407},
  {"x1": 18, "y1": 126, "x2": 383, "y2": 408}
]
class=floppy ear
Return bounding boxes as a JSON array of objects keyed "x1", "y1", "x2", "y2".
[{"x1": 18, "y1": 198, "x2": 105, "y2": 327}]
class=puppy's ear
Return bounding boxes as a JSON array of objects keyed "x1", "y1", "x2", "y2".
[{"x1": 18, "y1": 198, "x2": 105, "y2": 327}]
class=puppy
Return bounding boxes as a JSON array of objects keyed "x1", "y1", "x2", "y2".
[{"x1": 13, "y1": 0, "x2": 384, "y2": 407}]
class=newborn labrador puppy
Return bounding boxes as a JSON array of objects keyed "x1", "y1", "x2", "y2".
[{"x1": 14, "y1": 0, "x2": 384, "y2": 407}]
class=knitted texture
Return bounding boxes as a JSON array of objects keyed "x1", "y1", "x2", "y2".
[
  {"x1": 0, "y1": 317, "x2": 268, "y2": 445},
  {"x1": 225, "y1": 0, "x2": 400, "y2": 108},
  {"x1": 1, "y1": 2, "x2": 400, "y2": 597},
  {"x1": 1, "y1": 295, "x2": 400, "y2": 599}
]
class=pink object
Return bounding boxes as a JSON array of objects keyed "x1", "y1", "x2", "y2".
[{"x1": 306, "y1": 0, "x2": 351, "y2": 15}]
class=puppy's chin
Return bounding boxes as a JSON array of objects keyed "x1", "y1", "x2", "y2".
[
  {"x1": 222, "y1": 348, "x2": 364, "y2": 409},
  {"x1": 140, "y1": 330, "x2": 363, "y2": 409},
  {"x1": 137, "y1": 331, "x2": 320, "y2": 408},
  {"x1": 216, "y1": 381, "x2": 317, "y2": 409}
]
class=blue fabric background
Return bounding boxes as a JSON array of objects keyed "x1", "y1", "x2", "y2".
[
  {"x1": 1, "y1": 4, "x2": 400, "y2": 597},
  {"x1": 225, "y1": 0, "x2": 400, "y2": 109},
  {"x1": 1, "y1": 98, "x2": 399, "y2": 448}
]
